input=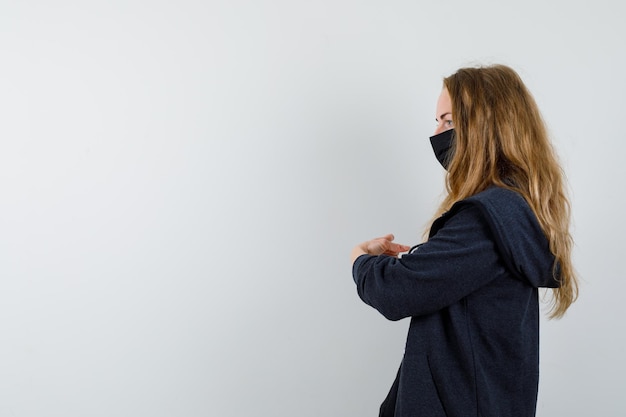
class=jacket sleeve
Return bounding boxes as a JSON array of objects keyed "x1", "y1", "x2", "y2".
[{"x1": 352, "y1": 204, "x2": 503, "y2": 321}]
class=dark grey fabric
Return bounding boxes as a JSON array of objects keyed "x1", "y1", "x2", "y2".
[{"x1": 353, "y1": 187, "x2": 559, "y2": 417}]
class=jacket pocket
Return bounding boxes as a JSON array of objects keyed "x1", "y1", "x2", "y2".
[{"x1": 427, "y1": 355, "x2": 450, "y2": 417}]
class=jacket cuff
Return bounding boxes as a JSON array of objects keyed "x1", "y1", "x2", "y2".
[{"x1": 352, "y1": 254, "x2": 373, "y2": 284}]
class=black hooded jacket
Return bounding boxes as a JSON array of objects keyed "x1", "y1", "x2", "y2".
[{"x1": 352, "y1": 187, "x2": 559, "y2": 417}]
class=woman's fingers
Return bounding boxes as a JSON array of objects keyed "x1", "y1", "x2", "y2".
[{"x1": 366, "y1": 235, "x2": 410, "y2": 256}]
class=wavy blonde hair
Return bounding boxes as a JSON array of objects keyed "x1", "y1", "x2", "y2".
[{"x1": 432, "y1": 64, "x2": 577, "y2": 319}]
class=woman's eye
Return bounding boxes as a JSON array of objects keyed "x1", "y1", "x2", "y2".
[{"x1": 445, "y1": 120, "x2": 454, "y2": 127}]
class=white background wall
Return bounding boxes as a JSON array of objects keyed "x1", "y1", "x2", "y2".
[{"x1": 1, "y1": 1, "x2": 624, "y2": 416}]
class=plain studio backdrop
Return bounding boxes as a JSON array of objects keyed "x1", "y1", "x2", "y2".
[{"x1": 1, "y1": 1, "x2": 624, "y2": 416}]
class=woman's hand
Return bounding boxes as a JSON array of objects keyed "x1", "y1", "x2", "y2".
[{"x1": 351, "y1": 234, "x2": 410, "y2": 264}]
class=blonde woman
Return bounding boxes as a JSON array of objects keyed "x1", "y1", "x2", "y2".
[{"x1": 350, "y1": 64, "x2": 578, "y2": 417}]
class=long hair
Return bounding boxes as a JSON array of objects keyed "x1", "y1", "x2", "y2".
[{"x1": 433, "y1": 64, "x2": 578, "y2": 319}]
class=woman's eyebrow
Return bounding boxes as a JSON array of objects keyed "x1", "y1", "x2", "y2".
[{"x1": 436, "y1": 112, "x2": 451, "y2": 121}]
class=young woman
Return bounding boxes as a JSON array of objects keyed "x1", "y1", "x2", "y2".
[{"x1": 350, "y1": 64, "x2": 578, "y2": 417}]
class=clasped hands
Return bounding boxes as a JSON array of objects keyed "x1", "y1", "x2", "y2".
[{"x1": 350, "y1": 234, "x2": 410, "y2": 264}]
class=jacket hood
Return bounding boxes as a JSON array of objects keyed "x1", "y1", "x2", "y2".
[{"x1": 455, "y1": 187, "x2": 560, "y2": 288}]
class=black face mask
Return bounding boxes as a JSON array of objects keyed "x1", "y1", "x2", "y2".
[{"x1": 429, "y1": 128, "x2": 455, "y2": 170}]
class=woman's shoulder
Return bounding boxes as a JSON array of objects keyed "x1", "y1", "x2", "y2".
[
  {"x1": 448, "y1": 186, "x2": 530, "y2": 222},
  {"x1": 431, "y1": 186, "x2": 536, "y2": 238},
  {"x1": 465, "y1": 186, "x2": 526, "y2": 207},
  {"x1": 452, "y1": 186, "x2": 557, "y2": 287}
]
